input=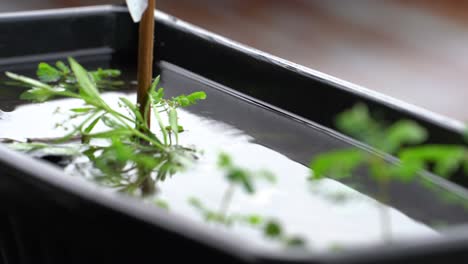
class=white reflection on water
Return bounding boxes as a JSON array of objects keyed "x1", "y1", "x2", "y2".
[{"x1": 0, "y1": 92, "x2": 437, "y2": 252}]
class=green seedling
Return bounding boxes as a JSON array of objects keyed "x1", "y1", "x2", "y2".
[
  {"x1": 4, "y1": 61, "x2": 124, "y2": 93},
  {"x1": 189, "y1": 153, "x2": 305, "y2": 248},
  {"x1": 310, "y1": 103, "x2": 468, "y2": 243},
  {"x1": 3, "y1": 58, "x2": 206, "y2": 196},
  {"x1": 309, "y1": 103, "x2": 431, "y2": 243}
]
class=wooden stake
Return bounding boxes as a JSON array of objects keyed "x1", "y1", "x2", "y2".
[
  {"x1": 136, "y1": 0, "x2": 156, "y2": 196},
  {"x1": 137, "y1": 0, "x2": 156, "y2": 128}
]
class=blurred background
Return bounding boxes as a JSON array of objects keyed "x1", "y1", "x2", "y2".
[{"x1": 1, "y1": 0, "x2": 467, "y2": 122}]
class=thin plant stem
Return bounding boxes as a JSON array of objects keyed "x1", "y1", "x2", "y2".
[
  {"x1": 152, "y1": 103, "x2": 168, "y2": 145},
  {"x1": 219, "y1": 183, "x2": 236, "y2": 222}
]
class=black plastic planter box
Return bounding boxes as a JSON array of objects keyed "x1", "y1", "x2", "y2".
[{"x1": 1, "y1": 5, "x2": 468, "y2": 264}]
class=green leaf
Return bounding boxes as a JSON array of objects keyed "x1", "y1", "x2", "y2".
[
  {"x1": 335, "y1": 103, "x2": 379, "y2": 140},
  {"x1": 151, "y1": 102, "x2": 168, "y2": 145},
  {"x1": 218, "y1": 152, "x2": 232, "y2": 168},
  {"x1": 68, "y1": 57, "x2": 102, "y2": 104},
  {"x1": 91, "y1": 68, "x2": 121, "y2": 80},
  {"x1": 389, "y1": 161, "x2": 423, "y2": 182},
  {"x1": 150, "y1": 88, "x2": 164, "y2": 104},
  {"x1": 56, "y1": 61, "x2": 70, "y2": 74},
  {"x1": 134, "y1": 154, "x2": 159, "y2": 170},
  {"x1": 19, "y1": 87, "x2": 56, "y2": 102},
  {"x1": 175, "y1": 96, "x2": 190, "y2": 107},
  {"x1": 247, "y1": 215, "x2": 263, "y2": 226},
  {"x1": 368, "y1": 159, "x2": 392, "y2": 181},
  {"x1": 399, "y1": 145, "x2": 465, "y2": 177},
  {"x1": 227, "y1": 168, "x2": 254, "y2": 194},
  {"x1": 150, "y1": 76, "x2": 160, "y2": 89},
  {"x1": 174, "y1": 91, "x2": 207, "y2": 107},
  {"x1": 83, "y1": 147, "x2": 98, "y2": 161},
  {"x1": 84, "y1": 116, "x2": 102, "y2": 134},
  {"x1": 169, "y1": 107, "x2": 179, "y2": 144},
  {"x1": 101, "y1": 116, "x2": 122, "y2": 129},
  {"x1": 120, "y1": 97, "x2": 145, "y2": 124},
  {"x1": 87, "y1": 129, "x2": 134, "y2": 138},
  {"x1": 111, "y1": 140, "x2": 133, "y2": 162},
  {"x1": 5, "y1": 71, "x2": 52, "y2": 90},
  {"x1": 264, "y1": 220, "x2": 282, "y2": 238},
  {"x1": 310, "y1": 149, "x2": 364, "y2": 180},
  {"x1": 70, "y1": 107, "x2": 95, "y2": 113},
  {"x1": 37, "y1": 62, "x2": 61, "y2": 82},
  {"x1": 149, "y1": 77, "x2": 163, "y2": 101},
  {"x1": 39, "y1": 146, "x2": 81, "y2": 156},
  {"x1": 165, "y1": 125, "x2": 184, "y2": 133},
  {"x1": 187, "y1": 91, "x2": 207, "y2": 102},
  {"x1": 384, "y1": 120, "x2": 427, "y2": 153}
]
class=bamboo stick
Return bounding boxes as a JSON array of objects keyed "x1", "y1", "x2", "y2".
[{"x1": 136, "y1": 0, "x2": 155, "y2": 128}]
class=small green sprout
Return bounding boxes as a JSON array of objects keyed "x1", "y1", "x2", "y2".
[{"x1": 189, "y1": 153, "x2": 304, "y2": 248}]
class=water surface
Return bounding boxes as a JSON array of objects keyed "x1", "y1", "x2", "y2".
[{"x1": 0, "y1": 91, "x2": 438, "y2": 252}]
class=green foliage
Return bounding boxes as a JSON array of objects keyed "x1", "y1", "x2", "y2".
[
  {"x1": 147, "y1": 79, "x2": 206, "y2": 146},
  {"x1": 310, "y1": 103, "x2": 431, "y2": 183},
  {"x1": 218, "y1": 152, "x2": 276, "y2": 194},
  {"x1": 188, "y1": 197, "x2": 305, "y2": 248},
  {"x1": 309, "y1": 103, "x2": 468, "y2": 243},
  {"x1": 5, "y1": 60, "x2": 123, "y2": 97},
  {"x1": 311, "y1": 103, "x2": 468, "y2": 184},
  {"x1": 385, "y1": 120, "x2": 427, "y2": 153},
  {"x1": 264, "y1": 220, "x2": 282, "y2": 238},
  {"x1": 336, "y1": 103, "x2": 428, "y2": 153},
  {"x1": 3, "y1": 57, "x2": 205, "y2": 196},
  {"x1": 173, "y1": 91, "x2": 207, "y2": 107},
  {"x1": 399, "y1": 145, "x2": 467, "y2": 178},
  {"x1": 189, "y1": 153, "x2": 303, "y2": 248},
  {"x1": 6, "y1": 71, "x2": 62, "y2": 102},
  {"x1": 3, "y1": 57, "x2": 306, "y2": 250},
  {"x1": 37, "y1": 62, "x2": 61, "y2": 82},
  {"x1": 310, "y1": 149, "x2": 364, "y2": 180}
]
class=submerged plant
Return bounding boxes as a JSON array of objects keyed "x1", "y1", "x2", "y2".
[
  {"x1": 3, "y1": 58, "x2": 206, "y2": 197},
  {"x1": 189, "y1": 153, "x2": 305, "y2": 248}
]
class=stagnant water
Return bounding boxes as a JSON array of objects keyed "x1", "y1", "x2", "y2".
[{"x1": 0, "y1": 90, "x2": 438, "y2": 253}]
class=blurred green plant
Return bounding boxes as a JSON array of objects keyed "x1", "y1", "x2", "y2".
[{"x1": 309, "y1": 103, "x2": 468, "y2": 242}]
